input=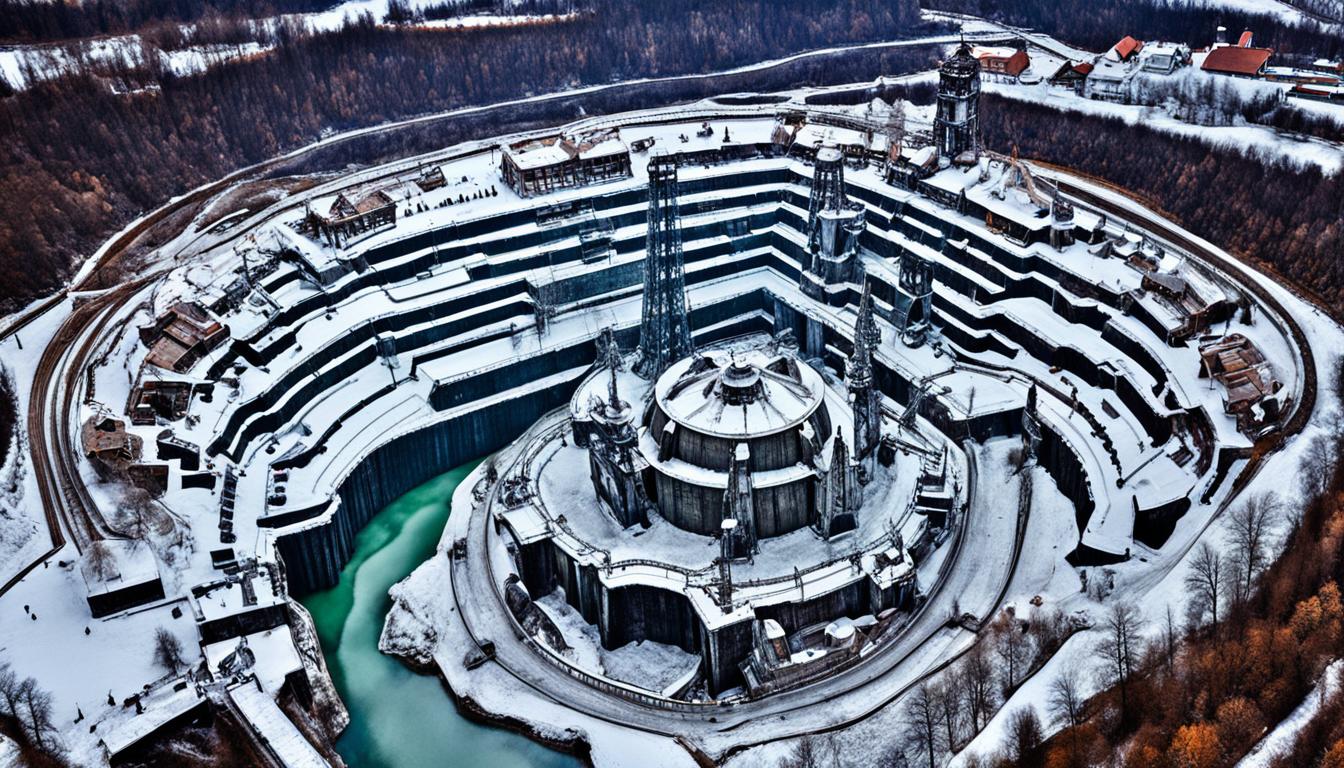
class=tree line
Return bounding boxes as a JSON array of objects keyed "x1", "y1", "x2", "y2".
[
  {"x1": 0, "y1": 0, "x2": 928, "y2": 311},
  {"x1": 0, "y1": 0, "x2": 335, "y2": 43},
  {"x1": 889, "y1": 381, "x2": 1344, "y2": 767}
]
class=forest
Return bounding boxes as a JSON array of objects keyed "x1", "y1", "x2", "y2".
[
  {"x1": 0, "y1": 0, "x2": 926, "y2": 311},
  {"x1": 0, "y1": 0, "x2": 334, "y2": 42},
  {"x1": 979, "y1": 95, "x2": 1344, "y2": 319}
]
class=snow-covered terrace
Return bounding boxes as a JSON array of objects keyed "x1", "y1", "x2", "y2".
[{"x1": 59, "y1": 114, "x2": 1292, "y2": 743}]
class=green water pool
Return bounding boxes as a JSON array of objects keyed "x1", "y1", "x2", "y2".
[{"x1": 299, "y1": 461, "x2": 581, "y2": 768}]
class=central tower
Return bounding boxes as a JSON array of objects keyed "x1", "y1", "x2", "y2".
[{"x1": 635, "y1": 155, "x2": 693, "y2": 380}]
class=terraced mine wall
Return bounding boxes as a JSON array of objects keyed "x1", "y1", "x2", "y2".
[{"x1": 234, "y1": 158, "x2": 1241, "y2": 594}]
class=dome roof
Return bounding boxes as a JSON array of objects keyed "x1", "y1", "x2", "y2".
[{"x1": 654, "y1": 349, "x2": 824, "y2": 439}]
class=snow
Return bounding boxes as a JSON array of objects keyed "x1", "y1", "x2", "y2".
[
  {"x1": 1238, "y1": 659, "x2": 1344, "y2": 768},
  {"x1": 229, "y1": 680, "x2": 328, "y2": 768},
  {"x1": 0, "y1": 297, "x2": 70, "y2": 587},
  {"x1": 1167, "y1": 0, "x2": 1333, "y2": 25},
  {"x1": 984, "y1": 78, "x2": 1343, "y2": 174},
  {"x1": 536, "y1": 592, "x2": 701, "y2": 696}
]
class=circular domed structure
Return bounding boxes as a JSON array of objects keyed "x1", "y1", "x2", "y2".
[{"x1": 640, "y1": 348, "x2": 833, "y2": 537}]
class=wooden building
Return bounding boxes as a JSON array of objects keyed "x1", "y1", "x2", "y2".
[
  {"x1": 973, "y1": 45, "x2": 1031, "y2": 77},
  {"x1": 500, "y1": 129, "x2": 632, "y2": 198},
  {"x1": 141, "y1": 302, "x2": 229, "y2": 373},
  {"x1": 306, "y1": 189, "x2": 397, "y2": 246}
]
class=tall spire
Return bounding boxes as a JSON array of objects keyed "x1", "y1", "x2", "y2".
[
  {"x1": 817, "y1": 428, "x2": 859, "y2": 538},
  {"x1": 599, "y1": 327, "x2": 623, "y2": 409},
  {"x1": 848, "y1": 280, "x2": 880, "y2": 388},
  {"x1": 849, "y1": 280, "x2": 883, "y2": 477},
  {"x1": 635, "y1": 155, "x2": 693, "y2": 380}
]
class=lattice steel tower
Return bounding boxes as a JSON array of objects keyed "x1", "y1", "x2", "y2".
[
  {"x1": 635, "y1": 155, "x2": 693, "y2": 379},
  {"x1": 935, "y1": 41, "x2": 981, "y2": 161}
]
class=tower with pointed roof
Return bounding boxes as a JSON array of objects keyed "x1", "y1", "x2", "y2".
[
  {"x1": 587, "y1": 330, "x2": 653, "y2": 527},
  {"x1": 817, "y1": 429, "x2": 860, "y2": 539},
  {"x1": 848, "y1": 280, "x2": 883, "y2": 478}
]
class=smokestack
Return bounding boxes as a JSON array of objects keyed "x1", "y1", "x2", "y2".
[{"x1": 1216, "y1": 25, "x2": 1228, "y2": 45}]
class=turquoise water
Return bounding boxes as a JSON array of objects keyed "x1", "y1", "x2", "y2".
[{"x1": 300, "y1": 462, "x2": 581, "y2": 768}]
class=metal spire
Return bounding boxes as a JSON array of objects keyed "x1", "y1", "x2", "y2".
[
  {"x1": 635, "y1": 155, "x2": 693, "y2": 380},
  {"x1": 847, "y1": 280, "x2": 880, "y2": 388}
]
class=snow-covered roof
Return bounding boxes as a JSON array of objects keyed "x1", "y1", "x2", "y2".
[{"x1": 654, "y1": 348, "x2": 825, "y2": 439}]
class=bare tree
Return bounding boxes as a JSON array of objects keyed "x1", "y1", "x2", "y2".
[
  {"x1": 17, "y1": 677, "x2": 56, "y2": 754},
  {"x1": 992, "y1": 614, "x2": 1034, "y2": 694},
  {"x1": 1226, "y1": 493, "x2": 1280, "y2": 607},
  {"x1": 118, "y1": 483, "x2": 157, "y2": 540},
  {"x1": 85, "y1": 539, "x2": 119, "y2": 582},
  {"x1": 961, "y1": 643, "x2": 997, "y2": 732},
  {"x1": 0, "y1": 662, "x2": 21, "y2": 719},
  {"x1": 903, "y1": 682, "x2": 943, "y2": 768},
  {"x1": 154, "y1": 627, "x2": 186, "y2": 674},
  {"x1": 1096, "y1": 602, "x2": 1145, "y2": 722},
  {"x1": 1005, "y1": 706, "x2": 1044, "y2": 765},
  {"x1": 932, "y1": 677, "x2": 963, "y2": 752},
  {"x1": 1184, "y1": 542, "x2": 1226, "y2": 630},
  {"x1": 1159, "y1": 604, "x2": 1180, "y2": 676},
  {"x1": 1048, "y1": 662, "x2": 1086, "y2": 731},
  {"x1": 780, "y1": 734, "x2": 842, "y2": 768},
  {"x1": 1301, "y1": 434, "x2": 1335, "y2": 506}
]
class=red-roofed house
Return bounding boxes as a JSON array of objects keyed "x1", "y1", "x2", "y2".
[
  {"x1": 1237, "y1": 30, "x2": 1254, "y2": 47},
  {"x1": 1112, "y1": 36, "x2": 1144, "y2": 61},
  {"x1": 1049, "y1": 60, "x2": 1094, "y2": 92},
  {"x1": 1202, "y1": 45, "x2": 1273, "y2": 77},
  {"x1": 972, "y1": 46, "x2": 1031, "y2": 77}
]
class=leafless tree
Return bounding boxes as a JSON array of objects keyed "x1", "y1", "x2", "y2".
[
  {"x1": 1159, "y1": 604, "x2": 1180, "y2": 676},
  {"x1": 85, "y1": 539, "x2": 119, "y2": 582},
  {"x1": 993, "y1": 615, "x2": 1034, "y2": 694},
  {"x1": 1226, "y1": 493, "x2": 1280, "y2": 607},
  {"x1": 1096, "y1": 602, "x2": 1145, "y2": 722},
  {"x1": 1184, "y1": 542, "x2": 1227, "y2": 630},
  {"x1": 1048, "y1": 661, "x2": 1086, "y2": 731},
  {"x1": 154, "y1": 627, "x2": 186, "y2": 674},
  {"x1": 931, "y1": 677, "x2": 963, "y2": 752},
  {"x1": 961, "y1": 643, "x2": 997, "y2": 732},
  {"x1": 118, "y1": 483, "x2": 157, "y2": 540},
  {"x1": 780, "y1": 734, "x2": 840, "y2": 768},
  {"x1": 1301, "y1": 434, "x2": 1335, "y2": 506},
  {"x1": 1005, "y1": 705, "x2": 1044, "y2": 765},
  {"x1": 0, "y1": 662, "x2": 21, "y2": 718},
  {"x1": 903, "y1": 682, "x2": 943, "y2": 768},
  {"x1": 17, "y1": 677, "x2": 57, "y2": 754}
]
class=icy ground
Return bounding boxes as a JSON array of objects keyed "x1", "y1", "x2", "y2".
[{"x1": 0, "y1": 299, "x2": 70, "y2": 587}]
